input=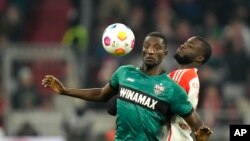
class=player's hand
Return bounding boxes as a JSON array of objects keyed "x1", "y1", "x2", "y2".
[
  {"x1": 42, "y1": 75, "x2": 65, "y2": 94},
  {"x1": 194, "y1": 126, "x2": 213, "y2": 141}
]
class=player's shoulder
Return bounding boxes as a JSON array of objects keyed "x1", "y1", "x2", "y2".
[
  {"x1": 182, "y1": 68, "x2": 197, "y2": 76},
  {"x1": 118, "y1": 65, "x2": 136, "y2": 69},
  {"x1": 183, "y1": 68, "x2": 198, "y2": 79},
  {"x1": 117, "y1": 65, "x2": 137, "y2": 72},
  {"x1": 169, "y1": 68, "x2": 198, "y2": 79},
  {"x1": 166, "y1": 75, "x2": 183, "y2": 88},
  {"x1": 169, "y1": 77, "x2": 186, "y2": 93}
]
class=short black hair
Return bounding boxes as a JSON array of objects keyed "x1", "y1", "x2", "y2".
[
  {"x1": 195, "y1": 36, "x2": 212, "y2": 64},
  {"x1": 146, "y1": 32, "x2": 168, "y2": 48}
]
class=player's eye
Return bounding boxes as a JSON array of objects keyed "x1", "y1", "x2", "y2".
[
  {"x1": 155, "y1": 45, "x2": 164, "y2": 51},
  {"x1": 143, "y1": 44, "x2": 149, "y2": 49},
  {"x1": 155, "y1": 46, "x2": 161, "y2": 50}
]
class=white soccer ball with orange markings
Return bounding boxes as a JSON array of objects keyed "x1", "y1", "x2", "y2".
[{"x1": 102, "y1": 23, "x2": 135, "y2": 56}]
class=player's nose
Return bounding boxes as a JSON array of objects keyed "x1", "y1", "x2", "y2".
[{"x1": 145, "y1": 47, "x2": 155, "y2": 54}]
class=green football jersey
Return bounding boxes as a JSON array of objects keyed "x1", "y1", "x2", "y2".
[{"x1": 109, "y1": 65, "x2": 193, "y2": 141}]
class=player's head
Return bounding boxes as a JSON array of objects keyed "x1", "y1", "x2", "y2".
[
  {"x1": 142, "y1": 32, "x2": 168, "y2": 68},
  {"x1": 174, "y1": 36, "x2": 212, "y2": 66}
]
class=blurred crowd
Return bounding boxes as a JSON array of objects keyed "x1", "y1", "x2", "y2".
[{"x1": 0, "y1": 0, "x2": 250, "y2": 140}]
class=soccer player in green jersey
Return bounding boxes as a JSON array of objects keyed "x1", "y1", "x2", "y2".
[{"x1": 42, "y1": 32, "x2": 212, "y2": 141}]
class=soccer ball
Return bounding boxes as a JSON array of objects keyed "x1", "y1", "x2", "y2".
[{"x1": 102, "y1": 23, "x2": 135, "y2": 56}]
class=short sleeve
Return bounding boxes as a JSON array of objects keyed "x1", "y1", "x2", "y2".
[
  {"x1": 169, "y1": 83, "x2": 194, "y2": 117},
  {"x1": 109, "y1": 66, "x2": 124, "y2": 90}
]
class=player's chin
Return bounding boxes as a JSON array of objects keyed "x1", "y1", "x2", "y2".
[{"x1": 144, "y1": 61, "x2": 157, "y2": 68}]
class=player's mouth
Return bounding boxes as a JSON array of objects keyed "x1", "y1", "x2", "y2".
[
  {"x1": 145, "y1": 56, "x2": 155, "y2": 62},
  {"x1": 146, "y1": 58, "x2": 154, "y2": 61}
]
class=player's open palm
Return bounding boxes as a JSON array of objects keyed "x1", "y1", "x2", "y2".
[
  {"x1": 194, "y1": 126, "x2": 213, "y2": 141},
  {"x1": 42, "y1": 75, "x2": 65, "y2": 94}
]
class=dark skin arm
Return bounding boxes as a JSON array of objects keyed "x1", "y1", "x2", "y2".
[
  {"x1": 183, "y1": 111, "x2": 213, "y2": 141},
  {"x1": 41, "y1": 75, "x2": 117, "y2": 102},
  {"x1": 184, "y1": 111, "x2": 203, "y2": 133}
]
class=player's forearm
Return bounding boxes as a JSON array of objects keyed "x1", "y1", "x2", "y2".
[
  {"x1": 185, "y1": 111, "x2": 204, "y2": 132},
  {"x1": 61, "y1": 88, "x2": 107, "y2": 102}
]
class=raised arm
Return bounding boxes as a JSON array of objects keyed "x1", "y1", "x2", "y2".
[{"x1": 41, "y1": 75, "x2": 117, "y2": 102}]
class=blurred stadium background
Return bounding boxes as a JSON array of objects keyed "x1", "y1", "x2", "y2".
[{"x1": 0, "y1": 0, "x2": 250, "y2": 141}]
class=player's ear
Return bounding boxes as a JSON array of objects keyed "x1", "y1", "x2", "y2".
[
  {"x1": 196, "y1": 56, "x2": 204, "y2": 64},
  {"x1": 164, "y1": 49, "x2": 168, "y2": 56}
]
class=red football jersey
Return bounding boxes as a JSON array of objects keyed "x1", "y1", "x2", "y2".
[
  {"x1": 167, "y1": 68, "x2": 200, "y2": 141},
  {"x1": 168, "y1": 68, "x2": 199, "y2": 109}
]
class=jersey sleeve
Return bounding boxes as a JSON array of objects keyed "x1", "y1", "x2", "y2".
[
  {"x1": 109, "y1": 65, "x2": 129, "y2": 90},
  {"x1": 186, "y1": 77, "x2": 199, "y2": 109},
  {"x1": 178, "y1": 69, "x2": 200, "y2": 109},
  {"x1": 109, "y1": 66, "x2": 122, "y2": 90},
  {"x1": 169, "y1": 83, "x2": 194, "y2": 117}
]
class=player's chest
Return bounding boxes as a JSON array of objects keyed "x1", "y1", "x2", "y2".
[{"x1": 119, "y1": 72, "x2": 171, "y2": 97}]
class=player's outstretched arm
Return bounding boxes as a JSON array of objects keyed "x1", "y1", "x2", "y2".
[
  {"x1": 184, "y1": 111, "x2": 213, "y2": 141},
  {"x1": 41, "y1": 75, "x2": 117, "y2": 102}
]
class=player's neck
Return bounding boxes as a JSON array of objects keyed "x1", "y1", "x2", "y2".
[
  {"x1": 178, "y1": 63, "x2": 199, "y2": 69},
  {"x1": 140, "y1": 66, "x2": 165, "y2": 75}
]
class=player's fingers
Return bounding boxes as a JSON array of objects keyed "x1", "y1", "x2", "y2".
[
  {"x1": 42, "y1": 77, "x2": 55, "y2": 86},
  {"x1": 201, "y1": 129, "x2": 213, "y2": 136},
  {"x1": 202, "y1": 127, "x2": 213, "y2": 134},
  {"x1": 42, "y1": 79, "x2": 50, "y2": 84},
  {"x1": 42, "y1": 81, "x2": 50, "y2": 87},
  {"x1": 44, "y1": 75, "x2": 54, "y2": 81},
  {"x1": 208, "y1": 129, "x2": 213, "y2": 135},
  {"x1": 42, "y1": 78, "x2": 50, "y2": 85},
  {"x1": 43, "y1": 75, "x2": 56, "y2": 82}
]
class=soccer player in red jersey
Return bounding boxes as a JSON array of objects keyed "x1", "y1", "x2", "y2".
[{"x1": 166, "y1": 36, "x2": 212, "y2": 141}]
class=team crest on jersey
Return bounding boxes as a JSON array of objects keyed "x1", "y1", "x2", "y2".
[{"x1": 154, "y1": 83, "x2": 165, "y2": 95}]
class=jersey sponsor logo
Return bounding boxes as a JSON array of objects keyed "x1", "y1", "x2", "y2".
[
  {"x1": 119, "y1": 87, "x2": 158, "y2": 110},
  {"x1": 154, "y1": 83, "x2": 165, "y2": 95}
]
